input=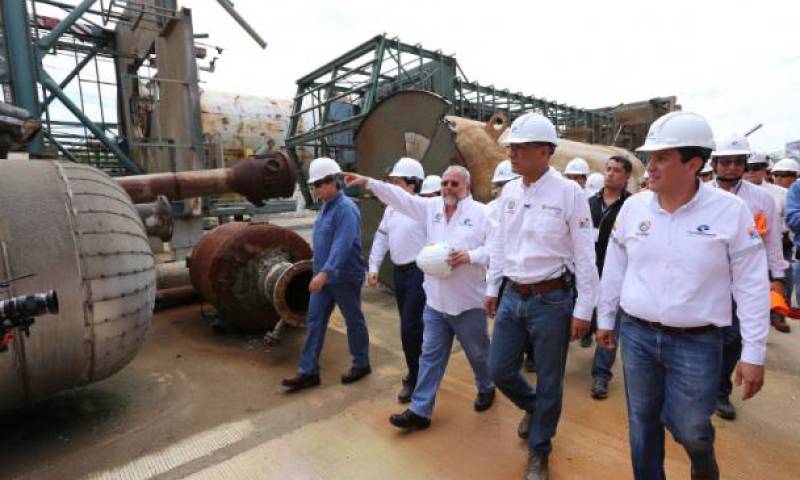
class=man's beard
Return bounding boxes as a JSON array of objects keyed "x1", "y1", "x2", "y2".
[
  {"x1": 443, "y1": 194, "x2": 459, "y2": 206},
  {"x1": 716, "y1": 174, "x2": 742, "y2": 183}
]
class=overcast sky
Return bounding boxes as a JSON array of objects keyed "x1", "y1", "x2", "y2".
[{"x1": 185, "y1": 1, "x2": 794, "y2": 153}]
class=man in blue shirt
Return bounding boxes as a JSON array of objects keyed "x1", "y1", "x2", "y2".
[
  {"x1": 785, "y1": 175, "x2": 800, "y2": 307},
  {"x1": 282, "y1": 157, "x2": 371, "y2": 392}
]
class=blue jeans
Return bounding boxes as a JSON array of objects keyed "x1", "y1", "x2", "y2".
[
  {"x1": 620, "y1": 313, "x2": 721, "y2": 480},
  {"x1": 488, "y1": 287, "x2": 573, "y2": 454},
  {"x1": 298, "y1": 282, "x2": 370, "y2": 375},
  {"x1": 719, "y1": 309, "x2": 740, "y2": 401},
  {"x1": 393, "y1": 265, "x2": 425, "y2": 386},
  {"x1": 409, "y1": 306, "x2": 494, "y2": 419},
  {"x1": 591, "y1": 311, "x2": 621, "y2": 382}
]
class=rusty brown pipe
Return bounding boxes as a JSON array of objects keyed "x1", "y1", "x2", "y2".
[
  {"x1": 117, "y1": 151, "x2": 297, "y2": 205},
  {"x1": 154, "y1": 285, "x2": 200, "y2": 311},
  {"x1": 135, "y1": 195, "x2": 174, "y2": 242}
]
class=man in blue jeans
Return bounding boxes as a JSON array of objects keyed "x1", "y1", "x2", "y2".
[
  {"x1": 485, "y1": 113, "x2": 599, "y2": 480},
  {"x1": 597, "y1": 112, "x2": 769, "y2": 480},
  {"x1": 282, "y1": 157, "x2": 371, "y2": 392}
]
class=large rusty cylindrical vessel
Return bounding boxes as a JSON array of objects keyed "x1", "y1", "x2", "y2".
[
  {"x1": 0, "y1": 161, "x2": 155, "y2": 411},
  {"x1": 116, "y1": 152, "x2": 297, "y2": 205},
  {"x1": 188, "y1": 222, "x2": 312, "y2": 330}
]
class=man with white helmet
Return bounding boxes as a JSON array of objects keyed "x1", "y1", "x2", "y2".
[
  {"x1": 282, "y1": 157, "x2": 371, "y2": 392},
  {"x1": 564, "y1": 157, "x2": 590, "y2": 189},
  {"x1": 771, "y1": 158, "x2": 800, "y2": 189},
  {"x1": 420, "y1": 174, "x2": 442, "y2": 197},
  {"x1": 485, "y1": 112, "x2": 599, "y2": 480},
  {"x1": 345, "y1": 165, "x2": 496, "y2": 431},
  {"x1": 710, "y1": 134, "x2": 788, "y2": 420},
  {"x1": 783, "y1": 159, "x2": 800, "y2": 318},
  {"x1": 367, "y1": 157, "x2": 427, "y2": 403},
  {"x1": 699, "y1": 160, "x2": 713, "y2": 182},
  {"x1": 597, "y1": 112, "x2": 769, "y2": 479}
]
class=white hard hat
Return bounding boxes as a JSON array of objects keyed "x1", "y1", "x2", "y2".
[
  {"x1": 307, "y1": 157, "x2": 342, "y2": 184},
  {"x1": 586, "y1": 173, "x2": 604, "y2": 195},
  {"x1": 501, "y1": 112, "x2": 558, "y2": 145},
  {"x1": 772, "y1": 158, "x2": 800, "y2": 174},
  {"x1": 420, "y1": 175, "x2": 442, "y2": 195},
  {"x1": 700, "y1": 160, "x2": 713, "y2": 174},
  {"x1": 415, "y1": 242, "x2": 453, "y2": 278},
  {"x1": 492, "y1": 160, "x2": 519, "y2": 183},
  {"x1": 712, "y1": 134, "x2": 751, "y2": 157},
  {"x1": 747, "y1": 152, "x2": 768, "y2": 165},
  {"x1": 637, "y1": 112, "x2": 715, "y2": 152},
  {"x1": 564, "y1": 158, "x2": 590, "y2": 176},
  {"x1": 389, "y1": 157, "x2": 424, "y2": 180}
]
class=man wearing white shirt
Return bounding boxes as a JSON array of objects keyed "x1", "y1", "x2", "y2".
[
  {"x1": 367, "y1": 158, "x2": 428, "y2": 403},
  {"x1": 597, "y1": 112, "x2": 768, "y2": 480},
  {"x1": 345, "y1": 165, "x2": 495, "y2": 431},
  {"x1": 709, "y1": 135, "x2": 788, "y2": 421},
  {"x1": 484, "y1": 113, "x2": 599, "y2": 480}
]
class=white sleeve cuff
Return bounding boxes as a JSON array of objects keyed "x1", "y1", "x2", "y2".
[
  {"x1": 740, "y1": 343, "x2": 766, "y2": 366},
  {"x1": 572, "y1": 304, "x2": 593, "y2": 322}
]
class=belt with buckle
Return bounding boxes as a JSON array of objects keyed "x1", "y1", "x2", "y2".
[
  {"x1": 631, "y1": 316, "x2": 717, "y2": 335},
  {"x1": 394, "y1": 262, "x2": 418, "y2": 273},
  {"x1": 509, "y1": 277, "x2": 565, "y2": 296}
]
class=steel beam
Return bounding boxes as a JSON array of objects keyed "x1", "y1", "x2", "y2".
[
  {"x1": 42, "y1": 129, "x2": 80, "y2": 163},
  {"x1": 37, "y1": 0, "x2": 98, "y2": 52},
  {"x1": 41, "y1": 49, "x2": 98, "y2": 110},
  {"x1": 214, "y1": 0, "x2": 267, "y2": 49}
]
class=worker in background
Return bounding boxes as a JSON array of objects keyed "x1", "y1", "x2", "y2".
[
  {"x1": 282, "y1": 158, "x2": 371, "y2": 392},
  {"x1": 771, "y1": 158, "x2": 800, "y2": 189},
  {"x1": 638, "y1": 170, "x2": 650, "y2": 192},
  {"x1": 585, "y1": 172, "x2": 604, "y2": 197},
  {"x1": 368, "y1": 158, "x2": 427, "y2": 404},
  {"x1": 783, "y1": 164, "x2": 800, "y2": 318},
  {"x1": 586, "y1": 155, "x2": 631, "y2": 400},
  {"x1": 711, "y1": 134, "x2": 787, "y2": 423},
  {"x1": 564, "y1": 157, "x2": 590, "y2": 189},
  {"x1": 420, "y1": 174, "x2": 442, "y2": 197},
  {"x1": 597, "y1": 112, "x2": 768, "y2": 480},
  {"x1": 773, "y1": 158, "x2": 800, "y2": 309},
  {"x1": 485, "y1": 113, "x2": 599, "y2": 480},
  {"x1": 345, "y1": 165, "x2": 496, "y2": 431},
  {"x1": 699, "y1": 160, "x2": 713, "y2": 182}
]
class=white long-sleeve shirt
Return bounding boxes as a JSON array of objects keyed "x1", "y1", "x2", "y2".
[
  {"x1": 367, "y1": 179, "x2": 490, "y2": 316},
  {"x1": 758, "y1": 181, "x2": 788, "y2": 234},
  {"x1": 598, "y1": 183, "x2": 770, "y2": 365},
  {"x1": 368, "y1": 206, "x2": 427, "y2": 272},
  {"x1": 713, "y1": 179, "x2": 788, "y2": 278},
  {"x1": 486, "y1": 169, "x2": 599, "y2": 321}
]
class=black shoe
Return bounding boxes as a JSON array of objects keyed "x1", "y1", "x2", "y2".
[
  {"x1": 341, "y1": 365, "x2": 371, "y2": 384},
  {"x1": 691, "y1": 453, "x2": 720, "y2": 480},
  {"x1": 715, "y1": 398, "x2": 736, "y2": 420},
  {"x1": 397, "y1": 379, "x2": 413, "y2": 404},
  {"x1": 525, "y1": 451, "x2": 549, "y2": 480},
  {"x1": 525, "y1": 355, "x2": 536, "y2": 373},
  {"x1": 389, "y1": 408, "x2": 431, "y2": 431},
  {"x1": 518, "y1": 411, "x2": 533, "y2": 439},
  {"x1": 281, "y1": 373, "x2": 320, "y2": 392},
  {"x1": 474, "y1": 388, "x2": 495, "y2": 412},
  {"x1": 591, "y1": 378, "x2": 609, "y2": 400},
  {"x1": 580, "y1": 332, "x2": 593, "y2": 348}
]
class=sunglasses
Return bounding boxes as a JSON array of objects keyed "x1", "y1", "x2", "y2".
[
  {"x1": 745, "y1": 164, "x2": 767, "y2": 172},
  {"x1": 716, "y1": 158, "x2": 747, "y2": 167},
  {"x1": 441, "y1": 180, "x2": 460, "y2": 188}
]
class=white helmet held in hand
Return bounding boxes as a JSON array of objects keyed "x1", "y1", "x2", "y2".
[
  {"x1": 389, "y1": 157, "x2": 425, "y2": 180},
  {"x1": 307, "y1": 157, "x2": 342, "y2": 183},
  {"x1": 415, "y1": 242, "x2": 453, "y2": 278},
  {"x1": 772, "y1": 158, "x2": 800, "y2": 174},
  {"x1": 564, "y1": 158, "x2": 590, "y2": 176},
  {"x1": 492, "y1": 160, "x2": 519, "y2": 183},
  {"x1": 586, "y1": 172, "x2": 604, "y2": 195},
  {"x1": 501, "y1": 112, "x2": 558, "y2": 145},
  {"x1": 712, "y1": 134, "x2": 751, "y2": 157},
  {"x1": 637, "y1": 112, "x2": 715, "y2": 152},
  {"x1": 420, "y1": 175, "x2": 442, "y2": 195}
]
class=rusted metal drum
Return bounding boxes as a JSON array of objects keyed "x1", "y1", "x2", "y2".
[
  {"x1": 0, "y1": 160, "x2": 155, "y2": 411},
  {"x1": 188, "y1": 222, "x2": 312, "y2": 330}
]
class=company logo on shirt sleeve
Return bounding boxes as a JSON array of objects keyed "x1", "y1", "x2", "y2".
[
  {"x1": 578, "y1": 217, "x2": 590, "y2": 229},
  {"x1": 636, "y1": 220, "x2": 651, "y2": 235}
]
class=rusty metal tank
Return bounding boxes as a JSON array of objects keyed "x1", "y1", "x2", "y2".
[
  {"x1": 188, "y1": 222, "x2": 312, "y2": 330},
  {"x1": 0, "y1": 160, "x2": 155, "y2": 411}
]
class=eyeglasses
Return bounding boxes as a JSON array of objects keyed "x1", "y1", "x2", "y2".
[
  {"x1": 441, "y1": 180, "x2": 460, "y2": 188},
  {"x1": 715, "y1": 158, "x2": 747, "y2": 167},
  {"x1": 745, "y1": 164, "x2": 767, "y2": 172},
  {"x1": 773, "y1": 172, "x2": 798, "y2": 178}
]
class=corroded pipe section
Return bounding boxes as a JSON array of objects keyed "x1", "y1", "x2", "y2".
[
  {"x1": 188, "y1": 222, "x2": 312, "y2": 330},
  {"x1": 135, "y1": 195, "x2": 174, "y2": 242},
  {"x1": 116, "y1": 152, "x2": 297, "y2": 205}
]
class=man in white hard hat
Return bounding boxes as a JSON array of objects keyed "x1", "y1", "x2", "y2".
[
  {"x1": 485, "y1": 112, "x2": 599, "y2": 480},
  {"x1": 586, "y1": 155, "x2": 632, "y2": 399},
  {"x1": 771, "y1": 158, "x2": 800, "y2": 189},
  {"x1": 597, "y1": 112, "x2": 769, "y2": 480},
  {"x1": 710, "y1": 134, "x2": 788, "y2": 420},
  {"x1": 282, "y1": 157, "x2": 371, "y2": 392},
  {"x1": 699, "y1": 160, "x2": 713, "y2": 182},
  {"x1": 345, "y1": 165, "x2": 496, "y2": 431},
  {"x1": 420, "y1": 174, "x2": 442, "y2": 197},
  {"x1": 784, "y1": 160, "x2": 800, "y2": 319},
  {"x1": 563, "y1": 157, "x2": 590, "y2": 189},
  {"x1": 773, "y1": 158, "x2": 800, "y2": 317},
  {"x1": 367, "y1": 157, "x2": 427, "y2": 403}
]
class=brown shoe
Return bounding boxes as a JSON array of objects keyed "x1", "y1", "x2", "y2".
[
  {"x1": 525, "y1": 451, "x2": 549, "y2": 480},
  {"x1": 771, "y1": 314, "x2": 791, "y2": 333}
]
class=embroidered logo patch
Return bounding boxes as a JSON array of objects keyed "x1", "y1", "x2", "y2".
[
  {"x1": 578, "y1": 217, "x2": 591, "y2": 229},
  {"x1": 459, "y1": 218, "x2": 473, "y2": 227},
  {"x1": 747, "y1": 225, "x2": 760, "y2": 240},
  {"x1": 433, "y1": 212, "x2": 443, "y2": 223},
  {"x1": 689, "y1": 224, "x2": 716, "y2": 237},
  {"x1": 636, "y1": 220, "x2": 651, "y2": 236}
]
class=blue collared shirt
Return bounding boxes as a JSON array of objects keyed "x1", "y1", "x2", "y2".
[{"x1": 313, "y1": 191, "x2": 365, "y2": 284}]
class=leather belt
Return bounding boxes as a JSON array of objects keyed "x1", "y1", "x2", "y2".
[
  {"x1": 509, "y1": 277, "x2": 565, "y2": 296},
  {"x1": 394, "y1": 262, "x2": 418, "y2": 273},
  {"x1": 631, "y1": 316, "x2": 718, "y2": 335}
]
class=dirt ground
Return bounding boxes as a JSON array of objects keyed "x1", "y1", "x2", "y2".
[{"x1": 2, "y1": 286, "x2": 799, "y2": 480}]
